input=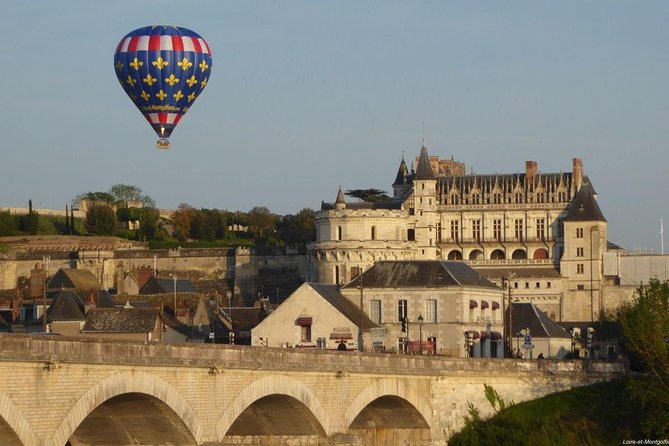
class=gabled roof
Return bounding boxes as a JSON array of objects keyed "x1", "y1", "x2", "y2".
[
  {"x1": 414, "y1": 146, "x2": 435, "y2": 181},
  {"x1": 82, "y1": 308, "x2": 159, "y2": 333},
  {"x1": 49, "y1": 269, "x2": 100, "y2": 291},
  {"x1": 343, "y1": 261, "x2": 498, "y2": 290},
  {"x1": 563, "y1": 181, "x2": 606, "y2": 222},
  {"x1": 308, "y1": 283, "x2": 377, "y2": 330},
  {"x1": 47, "y1": 290, "x2": 86, "y2": 321},
  {"x1": 509, "y1": 303, "x2": 571, "y2": 338},
  {"x1": 139, "y1": 277, "x2": 196, "y2": 295}
]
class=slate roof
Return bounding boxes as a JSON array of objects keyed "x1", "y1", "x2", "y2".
[
  {"x1": 474, "y1": 267, "x2": 562, "y2": 279},
  {"x1": 393, "y1": 157, "x2": 409, "y2": 186},
  {"x1": 414, "y1": 146, "x2": 435, "y2": 180},
  {"x1": 82, "y1": 308, "x2": 159, "y2": 333},
  {"x1": 308, "y1": 283, "x2": 378, "y2": 330},
  {"x1": 335, "y1": 187, "x2": 346, "y2": 205},
  {"x1": 47, "y1": 291, "x2": 86, "y2": 321},
  {"x1": 139, "y1": 277, "x2": 196, "y2": 295},
  {"x1": 49, "y1": 269, "x2": 100, "y2": 291},
  {"x1": 509, "y1": 303, "x2": 571, "y2": 338},
  {"x1": 563, "y1": 181, "x2": 606, "y2": 222},
  {"x1": 320, "y1": 200, "x2": 403, "y2": 211},
  {"x1": 221, "y1": 307, "x2": 268, "y2": 331},
  {"x1": 343, "y1": 261, "x2": 498, "y2": 290}
]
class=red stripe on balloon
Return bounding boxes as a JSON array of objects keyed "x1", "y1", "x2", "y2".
[
  {"x1": 191, "y1": 37, "x2": 202, "y2": 53},
  {"x1": 148, "y1": 35, "x2": 161, "y2": 51},
  {"x1": 172, "y1": 36, "x2": 184, "y2": 52},
  {"x1": 157, "y1": 113, "x2": 168, "y2": 124},
  {"x1": 128, "y1": 36, "x2": 140, "y2": 52},
  {"x1": 174, "y1": 114, "x2": 183, "y2": 125}
]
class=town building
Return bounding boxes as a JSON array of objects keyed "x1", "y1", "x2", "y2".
[
  {"x1": 252, "y1": 282, "x2": 376, "y2": 350},
  {"x1": 310, "y1": 145, "x2": 612, "y2": 322},
  {"x1": 339, "y1": 260, "x2": 504, "y2": 357}
]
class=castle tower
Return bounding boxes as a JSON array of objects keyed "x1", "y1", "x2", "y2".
[
  {"x1": 411, "y1": 146, "x2": 438, "y2": 258},
  {"x1": 560, "y1": 179, "x2": 607, "y2": 321},
  {"x1": 392, "y1": 156, "x2": 410, "y2": 199}
]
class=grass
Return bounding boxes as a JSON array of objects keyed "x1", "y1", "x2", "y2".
[{"x1": 448, "y1": 379, "x2": 643, "y2": 446}]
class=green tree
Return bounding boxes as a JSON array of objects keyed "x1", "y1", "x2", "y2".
[
  {"x1": 617, "y1": 279, "x2": 669, "y2": 436},
  {"x1": 0, "y1": 211, "x2": 20, "y2": 236},
  {"x1": 247, "y1": 206, "x2": 278, "y2": 241},
  {"x1": 85, "y1": 203, "x2": 117, "y2": 235},
  {"x1": 171, "y1": 203, "x2": 197, "y2": 241},
  {"x1": 137, "y1": 207, "x2": 161, "y2": 241},
  {"x1": 21, "y1": 199, "x2": 39, "y2": 235},
  {"x1": 345, "y1": 188, "x2": 390, "y2": 202},
  {"x1": 109, "y1": 184, "x2": 156, "y2": 207},
  {"x1": 276, "y1": 208, "x2": 316, "y2": 251}
]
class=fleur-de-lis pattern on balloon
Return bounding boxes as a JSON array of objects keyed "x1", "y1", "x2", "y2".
[
  {"x1": 114, "y1": 26, "x2": 212, "y2": 142},
  {"x1": 152, "y1": 56, "x2": 169, "y2": 70}
]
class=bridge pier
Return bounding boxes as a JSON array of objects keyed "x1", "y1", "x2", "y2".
[{"x1": 0, "y1": 336, "x2": 624, "y2": 446}]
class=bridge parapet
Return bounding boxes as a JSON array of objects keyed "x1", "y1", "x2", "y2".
[{"x1": 0, "y1": 334, "x2": 624, "y2": 378}]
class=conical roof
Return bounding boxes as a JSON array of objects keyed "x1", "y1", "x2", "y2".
[
  {"x1": 393, "y1": 157, "x2": 409, "y2": 186},
  {"x1": 335, "y1": 187, "x2": 346, "y2": 204},
  {"x1": 414, "y1": 146, "x2": 435, "y2": 180},
  {"x1": 564, "y1": 181, "x2": 606, "y2": 222}
]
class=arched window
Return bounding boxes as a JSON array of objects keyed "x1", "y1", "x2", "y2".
[
  {"x1": 371, "y1": 226, "x2": 377, "y2": 240},
  {"x1": 447, "y1": 250, "x2": 463, "y2": 260},
  {"x1": 490, "y1": 249, "x2": 505, "y2": 260},
  {"x1": 512, "y1": 249, "x2": 527, "y2": 260},
  {"x1": 337, "y1": 226, "x2": 343, "y2": 241},
  {"x1": 407, "y1": 228, "x2": 416, "y2": 241}
]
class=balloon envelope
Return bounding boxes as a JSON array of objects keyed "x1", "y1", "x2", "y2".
[{"x1": 114, "y1": 26, "x2": 212, "y2": 148}]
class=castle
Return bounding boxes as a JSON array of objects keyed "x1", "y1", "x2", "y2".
[{"x1": 309, "y1": 145, "x2": 614, "y2": 322}]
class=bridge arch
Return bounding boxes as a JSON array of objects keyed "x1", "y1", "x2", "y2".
[
  {"x1": 216, "y1": 375, "x2": 331, "y2": 439},
  {"x1": 51, "y1": 371, "x2": 203, "y2": 446},
  {"x1": 0, "y1": 392, "x2": 37, "y2": 446},
  {"x1": 343, "y1": 378, "x2": 432, "y2": 430}
]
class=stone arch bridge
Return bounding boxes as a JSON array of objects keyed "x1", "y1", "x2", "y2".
[{"x1": 0, "y1": 335, "x2": 624, "y2": 446}]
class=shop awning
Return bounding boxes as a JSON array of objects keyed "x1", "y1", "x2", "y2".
[
  {"x1": 295, "y1": 317, "x2": 312, "y2": 326},
  {"x1": 481, "y1": 331, "x2": 503, "y2": 341},
  {"x1": 464, "y1": 330, "x2": 480, "y2": 340}
]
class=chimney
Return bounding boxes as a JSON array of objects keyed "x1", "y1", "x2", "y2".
[
  {"x1": 525, "y1": 161, "x2": 537, "y2": 184},
  {"x1": 572, "y1": 158, "x2": 583, "y2": 191}
]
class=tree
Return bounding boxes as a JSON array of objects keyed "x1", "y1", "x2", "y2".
[
  {"x1": 617, "y1": 279, "x2": 669, "y2": 436},
  {"x1": 276, "y1": 208, "x2": 316, "y2": 251},
  {"x1": 21, "y1": 199, "x2": 39, "y2": 235},
  {"x1": 109, "y1": 184, "x2": 156, "y2": 207},
  {"x1": 345, "y1": 188, "x2": 390, "y2": 202},
  {"x1": 137, "y1": 207, "x2": 161, "y2": 241},
  {"x1": 171, "y1": 203, "x2": 197, "y2": 241},
  {"x1": 85, "y1": 203, "x2": 117, "y2": 235},
  {"x1": 247, "y1": 206, "x2": 278, "y2": 241}
]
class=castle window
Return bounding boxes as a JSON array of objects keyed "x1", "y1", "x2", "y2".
[
  {"x1": 337, "y1": 226, "x2": 343, "y2": 241},
  {"x1": 537, "y1": 193, "x2": 545, "y2": 203},
  {"x1": 514, "y1": 193, "x2": 523, "y2": 204},
  {"x1": 471, "y1": 193, "x2": 480, "y2": 204},
  {"x1": 371, "y1": 226, "x2": 376, "y2": 240},
  {"x1": 425, "y1": 299, "x2": 437, "y2": 323},
  {"x1": 576, "y1": 247, "x2": 584, "y2": 257},
  {"x1": 436, "y1": 222, "x2": 442, "y2": 243},
  {"x1": 558, "y1": 191, "x2": 567, "y2": 202},
  {"x1": 472, "y1": 219, "x2": 481, "y2": 242},
  {"x1": 576, "y1": 228, "x2": 584, "y2": 238},
  {"x1": 577, "y1": 284, "x2": 585, "y2": 290},
  {"x1": 450, "y1": 220, "x2": 460, "y2": 242},
  {"x1": 493, "y1": 219, "x2": 502, "y2": 241},
  {"x1": 514, "y1": 219, "x2": 524, "y2": 241},
  {"x1": 450, "y1": 194, "x2": 460, "y2": 205},
  {"x1": 536, "y1": 218, "x2": 545, "y2": 241},
  {"x1": 407, "y1": 229, "x2": 416, "y2": 241},
  {"x1": 492, "y1": 193, "x2": 501, "y2": 204},
  {"x1": 577, "y1": 263, "x2": 584, "y2": 274},
  {"x1": 547, "y1": 282, "x2": 552, "y2": 288}
]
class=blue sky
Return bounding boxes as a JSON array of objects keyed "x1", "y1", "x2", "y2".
[{"x1": 0, "y1": 2, "x2": 667, "y2": 250}]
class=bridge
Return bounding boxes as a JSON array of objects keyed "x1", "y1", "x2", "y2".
[{"x1": 0, "y1": 335, "x2": 624, "y2": 446}]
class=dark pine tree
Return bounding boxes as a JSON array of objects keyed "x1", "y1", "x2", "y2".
[{"x1": 65, "y1": 205, "x2": 70, "y2": 235}]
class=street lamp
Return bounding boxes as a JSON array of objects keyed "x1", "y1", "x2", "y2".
[{"x1": 417, "y1": 314, "x2": 424, "y2": 355}]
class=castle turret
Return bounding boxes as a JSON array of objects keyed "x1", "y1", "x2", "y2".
[
  {"x1": 392, "y1": 156, "x2": 410, "y2": 199},
  {"x1": 411, "y1": 146, "x2": 438, "y2": 258},
  {"x1": 335, "y1": 187, "x2": 346, "y2": 210}
]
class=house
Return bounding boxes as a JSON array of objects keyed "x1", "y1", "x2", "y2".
[
  {"x1": 48, "y1": 268, "x2": 101, "y2": 292},
  {"x1": 139, "y1": 277, "x2": 196, "y2": 295},
  {"x1": 339, "y1": 260, "x2": 504, "y2": 357},
  {"x1": 252, "y1": 283, "x2": 377, "y2": 350},
  {"x1": 509, "y1": 303, "x2": 572, "y2": 359},
  {"x1": 224, "y1": 300, "x2": 270, "y2": 345},
  {"x1": 45, "y1": 290, "x2": 86, "y2": 336},
  {"x1": 81, "y1": 308, "x2": 162, "y2": 342},
  {"x1": 117, "y1": 266, "x2": 154, "y2": 295}
]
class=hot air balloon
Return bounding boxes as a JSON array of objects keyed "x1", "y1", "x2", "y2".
[{"x1": 114, "y1": 26, "x2": 212, "y2": 149}]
